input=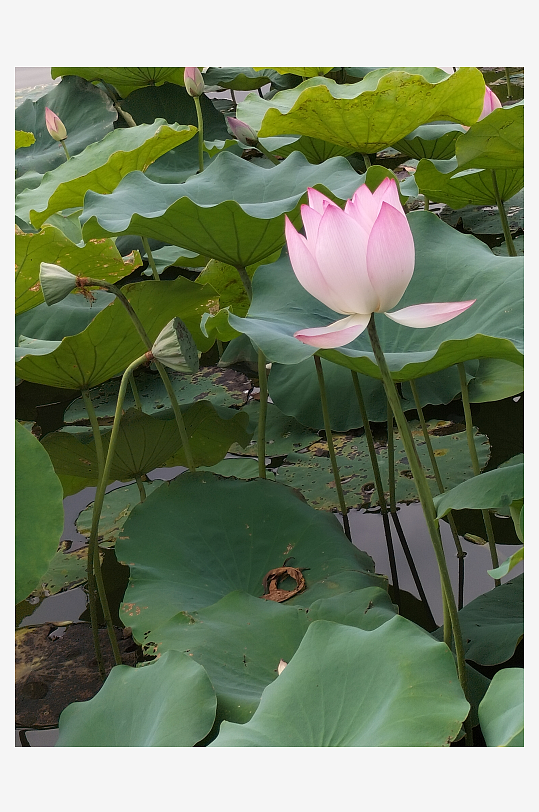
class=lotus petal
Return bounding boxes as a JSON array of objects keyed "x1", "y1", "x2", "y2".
[
  {"x1": 385, "y1": 300, "x2": 476, "y2": 328},
  {"x1": 294, "y1": 315, "x2": 370, "y2": 348}
]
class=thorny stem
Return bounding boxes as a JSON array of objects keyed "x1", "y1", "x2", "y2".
[
  {"x1": 490, "y1": 171, "x2": 517, "y2": 256},
  {"x1": 135, "y1": 475, "x2": 147, "y2": 502},
  {"x1": 504, "y1": 68, "x2": 513, "y2": 100},
  {"x1": 80, "y1": 388, "x2": 106, "y2": 678},
  {"x1": 235, "y1": 265, "x2": 253, "y2": 301},
  {"x1": 385, "y1": 404, "x2": 400, "y2": 601},
  {"x1": 142, "y1": 236, "x2": 160, "y2": 281},
  {"x1": 129, "y1": 372, "x2": 143, "y2": 410},
  {"x1": 423, "y1": 196, "x2": 430, "y2": 211},
  {"x1": 79, "y1": 277, "x2": 196, "y2": 472},
  {"x1": 457, "y1": 363, "x2": 500, "y2": 584},
  {"x1": 409, "y1": 380, "x2": 467, "y2": 610},
  {"x1": 193, "y1": 95, "x2": 205, "y2": 172},
  {"x1": 367, "y1": 316, "x2": 471, "y2": 742},
  {"x1": 314, "y1": 355, "x2": 352, "y2": 542},
  {"x1": 257, "y1": 349, "x2": 269, "y2": 479}
]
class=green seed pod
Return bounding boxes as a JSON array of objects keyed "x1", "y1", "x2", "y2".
[{"x1": 39, "y1": 263, "x2": 78, "y2": 306}]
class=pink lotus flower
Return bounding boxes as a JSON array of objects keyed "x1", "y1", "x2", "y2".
[
  {"x1": 478, "y1": 86, "x2": 502, "y2": 120},
  {"x1": 285, "y1": 178, "x2": 475, "y2": 349},
  {"x1": 226, "y1": 116, "x2": 259, "y2": 147},
  {"x1": 45, "y1": 107, "x2": 67, "y2": 141},
  {"x1": 184, "y1": 66, "x2": 205, "y2": 97}
]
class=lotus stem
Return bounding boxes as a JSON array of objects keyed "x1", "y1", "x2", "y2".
[
  {"x1": 135, "y1": 475, "x2": 147, "y2": 502},
  {"x1": 409, "y1": 379, "x2": 467, "y2": 609},
  {"x1": 60, "y1": 140, "x2": 70, "y2": 161},
  {"x1": 490, "y1": 171, "x2": 517, "y2": 256},
  {"x1": 423, "y1": 196, "x2": 430, "y2": 211},
  {"x1": 234, "y1": 265, "x2": 253, "y2": 301},
  {"x1": 457, "y1": 363, "x2": 500, "y2": 584},
  {"x1": 257, "y1": 349, "x2": 268, "y2": 479},
  {"x1": 142, "y1": 236, "x2": 160, "y2": 281},
  {"x1": 367, "y1": 315, "x2": 471, "y2": 740},
  {"x1": 217, "y1": 340, "x2": 224, "y2": 359},
  {"x1": 130, "y1": 372, "x2": 143, "y2": 410},
  {"x1": 504, "y1": 68, "x2": 513, "y2": 100},
  {"x1": 255, "y1": 139, "x2": 281, "y2": 166},
  {"x1": 361, "y1": 153, "x2": 372, "y2": 169},
  {"x1": 385, "y1": 403, "x2": 400, "y2": 601},
  {"x1": 78, "y1": 277, "x2": 196, "y2": 472},
  {"x1": 80, "y1": 388, "x2": 106, "y2": 679},
  {"x1": 193, "y1": 96, "x2": 205, "y2": 172},
  {"x1": 314, "y1": 355, "x2": 352, "y2": 542}
]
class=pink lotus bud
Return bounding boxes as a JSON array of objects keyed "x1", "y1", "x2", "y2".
[
  {"x1": 184, "y1": 67, "x2": 205, "y2": 97},
  {"x1": 478, "y1": 86, "x2": 502, "y2": 121},
  {"x1": 226, "y1": 116, "x2": 259, "y2": 147},
  {"x1": 45, "y1": 107, "x2": 67, "y2": 142},
  {"x1": 286, "y1": 178, "x2": 475, "y2": 349},
  {"x1": 277, "y1": 659, "x2": 287, "y2": 675}
]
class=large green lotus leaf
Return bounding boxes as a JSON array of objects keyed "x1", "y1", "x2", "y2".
[
  {"x1": 434, "y1": 462, "x2": 523, "y2": 518},
  {"x1": 141, "y1": 244, "x2": 208, "y2": 276},
  {"x1": 79, "y1": 151, "x2": 367, "y2": 266},
  {"x1": 51, "y1": 67, "x2": 188, "y2": 97},
  {"x1": 236, "y1": 69, "x2": 485, "y2": 153},
  {"x1": 229, "y1": 212, "x2": 523, "y2": 379},
  {"x1": 440, "y1": 188, "x2": 524, "y2": 235},
  {"x1": 119, "y1": 82, "x2": 230, "y2": 143},
  {"x1": 210, "y1": 615, "x2": 469, "y2": 746},
  {"x1": 147, "y1": 587, "x2": 396, "y2": 724},
  {"x1": 15, "y1": 224, "x2": 141, "y2": 315},
  {"x1": 391, "y1": 123, "x2": 466, "y2": 160},
  {"x1": 269, "y1": 358, "x2": 477, "y2": 432},
  {"x1": 455, "y1": 103, "x2": 524, "y2": 171},
  {"x1": 414, "y1": 158, "x2": 524, "y2": 207},
  {"x1": 64, "y1": 365, "x2": 251, "y2": 422},
  {"x1": 15, "y1": 278, "x2": 216, "y2": 389},
  {"x1": 204, "y1": 67, "x2": 280, "y2": 90},
  {"x1": 15, "y1": 421, "x2": 64, "y2": 603},
  {"x1": 478, "y1": 668, "x2": 524, "y2": 746},
  {"x1": 275, "y1": 419, "x2": 489, "y2": 511},
  {"x1": 55, "y1": 649, "x2": 216, "y2": 747},
  {"x1": 228, "y1": 401, "x2": 319, "y2": 457},
  {"x1": 433, "y1": 575, "x2": 523, "y2": 665},
  {"x1": 76, "y1": 480, "x2": 166, "y2": 548},
  {"x1": 16, "y1": 292, "x2": 114, "y2": 352},
  {"x1": 262, "y1": 134, "x2": 356, "y2": 163},
  {"x1": 116, "y1": 472, "x2": 377, "y2": 639},
  {"x1": 16, "y1": 120, "x2": 197, "y2": 229},
  {"x1": 15, "y1": 76, "x2": 117, "y2": 176},
  {"x1": 199, "y1": 458, "x2": 261, "y2": 479},
  {"x1": 467, "y1": 358, "x2": 523, "y2": 402},
  {"x1": 43, "y1": 402, "x2": 251, "y2": 486},
  {"x1": 195, "y1": 256, "x2": 276, "y2": 317}
]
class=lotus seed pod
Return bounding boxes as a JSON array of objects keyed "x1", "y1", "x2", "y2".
[
  {"x1": 39, "y1": 263, "x2": 78, "y2": 306},
  {"x1": 151, "y1": 317, "x2": 197, "y2": 373}
]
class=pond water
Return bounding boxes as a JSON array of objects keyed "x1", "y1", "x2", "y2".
[{"x1": 15, "y1": 69, "x2": 524, "y2": 747}]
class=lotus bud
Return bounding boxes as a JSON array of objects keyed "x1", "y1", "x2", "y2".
[
  {"x1": 277, "y1": 659, "x2": 288, "y2": 675},
  {"x1": 478, "y1": 86, "x2": 502, "y2": 121},
  {"x1": 150, "y1": 317, "x2": 198, "y2": 373},
  {"x1": 45, "y1": 107, "x2": 67, "y2": 142},
  {"x1": 226, "y1": 116, "x2": 259, "y2": 147},
  {"x1": 184, "y1": 67, "x2": 205, "y2": 97},
  {"x1": 39, "y1": 262, "x2": 78, "y2": 306}
]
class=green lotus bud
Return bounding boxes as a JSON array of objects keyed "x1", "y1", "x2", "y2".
[
  {"x1": 45, "y1": 107, "x2": 67, "y2": 142},
  {"x1": 39, "y1": 263, "x2": 78, "y2": 306},
  {"x1": 150, "y1": 317, "x2": 199, "y2": 373}
]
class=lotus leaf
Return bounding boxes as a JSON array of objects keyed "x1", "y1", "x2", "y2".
[
  {"x1": 433, "y1": 575, "x2": 523, "y2": 665},
  {"x1": 478, "y1": 668, "x2": 524, "y2": 746},
  {"x1": 56, "y1": 650, "x2": 217, "y2": 747},
  {"x1": 203, "y1": 67, "x2": 279, "y2": 90},
  {"x1": 15, "y1": 76, "x2": 117, "y2": 176},
  {"x1": 51, "y1": 67, "x2": 188, "y2": 97},
  {"x1": 229, "y1": 212, "x2": 523, "y2": 380},
  {"x1": 16, "y1": 120, "x2": 197, "y2": 229},
  {"x1": 15, "y1": 225, "x2": 141, "y2": 314},
  {"x1": 236, "y1": 68, "x2": 485, "y2": 153},
  {"x1": 455, "y1": 103, "x2": 524, "y2": 171},
  {"x1": 414, "y1": 158, "x2": 524, "y2": 208},
  {"x1": 15, "y1": 278, "x2": 217, "y2": 389},
  {"x1": 466, "y1": 358, "x2": 523, "y2": 402},
  {"x1": 275, "y1": 420, "x2": 489, "y2": 511},
  {"x1": 391, "y1": 123, "x2": 467, "y2": 160},
  {"x1": 15, "y1": 421, "x2": 64, "y2": 603},
  {"x1": 228, "y1": 401, "x2": 319, "y2": 457},
  {"x1": 116, "y1": 472, "x2": 378, "y2": 640},
  {"x1": 16, "y1": 131, "x2": 35, "y2": 149},
  {"x1": 141, "y1": 244, "x2": 207, "y2": 276},
  {"x1": 253, "y1": 68, "x2": 334, "y2": 77},
  {"x1": 28, "y1": 541, "x2": 103, "y2": 597},
  {"x1": 79, "y1": 151, "x2": 368, "y2": 267},
  {"x1": 434, "y1": 462, "x2": 523, "y2": 518},
  {"x1": 210, "y1": 616, "x2": 469, "y2": 746},
  {"x1": 146, "y1": 588, "x2": 396, "y2": 724},
  {"x1": 64, "y1": 365, "x2": 251, "y2": 422},
  {"x1": 262, "y1": 134, "x2": 356, "y2": 163}
]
